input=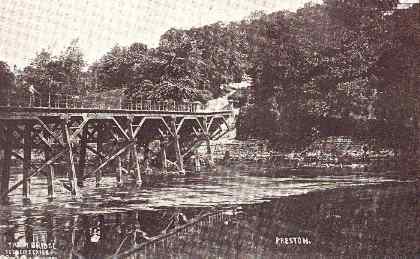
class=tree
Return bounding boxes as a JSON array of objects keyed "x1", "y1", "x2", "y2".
[
  {"x1": 238, "y1": 9, "x2": 321, "y2": 147},
  {"x1": 19, "y1": 39, "x2": 86, "y2": 97},
  {"x1": 90, "y1": 42, "x2": 148, "y2": 92},
  {"x1": 58, "y1": 39, "x2": 85, "y2": 94},
  {"x1": 0, "y1": 61, "x2": 15, "y2": 105},
  {"x1": 371, "y1": 4, "x2": 420, "y2": 169},
  {"x1": 20, "y1": 50, "x2": 54, "y2": 96},
  {"x1": 324, "y1": 0, "x2": 420, "y2": 170},
  {"x1": 236, "y1": 2, "x2": 392, "y2": 148}
]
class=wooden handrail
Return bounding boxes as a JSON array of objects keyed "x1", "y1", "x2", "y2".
[{"x1": 0, "y1": 92, "x2": 218, "y2": 112}]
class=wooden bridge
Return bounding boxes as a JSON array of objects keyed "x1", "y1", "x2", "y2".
[{"x1": 0, "y1": 93, "x2": 233, "y2": 202}]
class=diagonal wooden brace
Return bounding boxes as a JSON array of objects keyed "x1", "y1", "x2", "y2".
[
  {"x1": 84, "y1": 142, "x2": 134, "y2": 180},
  {"x1": 112, "y1": 118, "x2": 130, "y2": 141},
  {"x1": 0, "y1": 149, "x2": 67, "y2": 200}
]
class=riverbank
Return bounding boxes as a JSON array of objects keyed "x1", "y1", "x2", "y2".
[{"x1": 208, "y1": 136, "x2": 398, "y2": 173}]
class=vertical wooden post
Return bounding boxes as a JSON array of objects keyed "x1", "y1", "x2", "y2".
[
  {"x1": 160, "y1": 137, "x2": 168, "y2": 173},
  {"x1": 202, "y1": 117, "x2": 214, "y2": 167},
  {"x1": 125, "y1": 144, "x2": 131, "y2": 181},
  {"x1": 170, "y1": 117, "x2": 184, "y2": 173},
  {"x1": 46, "y1": 213, "x2": 56, "y2": 244},
  {"x1": 96, "y1": 122, "x2": 103, "y2": 187},
  {"x1": 144, "y1": 143, "x2": 151, "y2": 172},
  {"x1": 128, "y1": 117, "x2": 142, "y2": 184},
  {"x1": 206, "y1": 138, "x2": 214, "y2": 164},
  {"x1": 1, "y1": 123, "x2": 12, "y2": 203},
  {"x1": 25, "y1": 218, "x2": 34, "y2": 244},
  {"x1": 45, "y1": 149, "x2": 55, "y2": 199},
  {"x1": 62, "y1": 118, "x2": 78, "y2": 196},
  {"x1": 77, "y1": 125, "x2": 88, "y2": 187},
  {"x1": 116, "y1": 156, "x2": 123, "y2": 186},
  {"x1": 70, "y1": 215, "x2": 78, "y2": 259},
  {"x1": 193, "y1": 150, "x2": 201, "y2": 172},
  {"x1": 23, "y1": 122, "x2": 32, "y2": 200}
]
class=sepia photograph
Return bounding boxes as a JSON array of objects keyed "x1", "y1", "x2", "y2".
[{"x1": 0, "y1": 0, "x2": 419, "y2": 258}]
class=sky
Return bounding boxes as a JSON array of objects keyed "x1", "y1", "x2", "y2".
[{"x1": 0, "y1": 0, "x2": 318, "y2": 68}]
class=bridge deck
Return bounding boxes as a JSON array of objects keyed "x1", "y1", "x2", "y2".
[
  {"x1": 0, "y1": 102, "x2": 232, "y2": 202},
  {"x1": 0, "y1": 94, "x2": 233, "y2": 201},
  {"x1": 0, "y1": 106, "x2": 232, "y2": 118}
]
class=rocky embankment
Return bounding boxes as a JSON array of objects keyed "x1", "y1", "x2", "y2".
[{"x1": 206, "y1": 136, "x2": 395, "y2": 171}]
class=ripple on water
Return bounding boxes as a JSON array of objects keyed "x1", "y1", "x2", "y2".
[{"x1": 0, "y1": 167, "x2": 411, "y2": 227}]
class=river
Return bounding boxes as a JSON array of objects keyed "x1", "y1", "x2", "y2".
[{"x1": 0, "y1": 161, "x2": 418, "y2": 258}]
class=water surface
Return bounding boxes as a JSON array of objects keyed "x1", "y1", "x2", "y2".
[{"x1": 0, "y1": 162, "x2": 417, "y2": 258}]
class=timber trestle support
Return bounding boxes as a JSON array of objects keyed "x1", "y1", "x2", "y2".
[{"x1": 0, "y1": 107, "x2": 231, "y2": 202}]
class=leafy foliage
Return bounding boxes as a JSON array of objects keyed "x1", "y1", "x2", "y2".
[
  {"x1": 19, "y1": 39, "x2": 86, "y2": 97},
  {"x1": 0, "y1": 61, "x2": 15, "y2": 105},
  {"x1": 5, "y1": 0, "x2": 419, "y2": 168},
  {"x1": 90, "y1": 22, "x2": 249, "y2": 102},
  {"x1": 236, "y1": 1, "x2": 420, "y2": 160}
]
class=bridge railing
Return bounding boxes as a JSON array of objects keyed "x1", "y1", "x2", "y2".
[{"x1": 1, "y1": 92, "x2": 225, "y2": 113}]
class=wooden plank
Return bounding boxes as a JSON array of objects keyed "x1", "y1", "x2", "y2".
[
  {"x1": 86, "y1": 145, "x2": 106, "y2": 159},
  {"x1": 116, "y1": 156, "x2": 123, "y2": 185},
  {"x1": 35, "y1": 118, "x2": 65, "y2": 147},
  {"x1": 1, "y1": 124, "x2": 12, "y2": 202},
  {"x1": 23, "y1": 122, "x2": 32, "y2": 200},
  {"x1": 220, "y1": 116, "x2": 231, "y2": 129},
  {"x1": 128, "y1": 120, "x2": 142, "y2": 184},
  {"x1": 175, "y1": 118, "x2": 185, "y2": 134},
  {"x1": 192, "y1": 125, "x2": 200, "y2": 137},
  {"x1": 84, "y1": 142, "x2": 134, "y2": 180},
  {"x1": 194, "y1": 118, "x2": 205, "y2": 132},
  {"x1": 0, "y1": 148, "x2": 67, "y2": 200},
  {"x1": 45, "y1": 149, "x2": 55, "y2": 199},
  {"x1": 133, "y1": 117, "x2": 146, "y2": 138},
  {"x1": 182, "y1": 139, "x2": 205, "y2": 158},
  {"x1": 170, "y1": 117, "x2": 184, "y2": 173},
  {"x1": 69, "y1": 118, "x2": 90, "y2": 141},
  {"x1": 62, "y1": 120, "x2": 78, "y2": 196},
  {"x1": 160, "y1": 137, "x2": 168, "y2": 173},
  {"x1": 37, "y1": 133, "x2": 52, "y2": 149},
  {"x1": 193, "y1": 150, "x2": 201, "y2": 172},
  {"x1": 213, "y1": 127, "x2": 233, "y2": 141},
  {"x1": 112, "y1": 118, "x2": 130, "y2": 140},
  {"x1": 202, "y1": 117, "x2": 214, "y2": 167},
  {"x1": 160, "y1": 117, "x2": 174, "y2": 137},
  {"x1": 210, "y1": 127, "x2": 222, "y2": 139},
  {"x1": 77, "y1": 125, "x2": 88, "y2": 187},
  {"x1": 157, "y1": 128, "x2": 165, "y2": 137},
  {"x1": 11, "y1": 151, "x2": 24, "y2": 161},
  {"x1": 207, "y1": 116, "x2": 215, "y2": 132},
  {"x1": 96, "y1": 121, "x2": 104, "y2": 187}
]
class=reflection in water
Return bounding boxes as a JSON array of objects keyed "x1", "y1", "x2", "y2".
[{"x1": 0, "y1": 162, "x2": 417, "y2": 257}]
